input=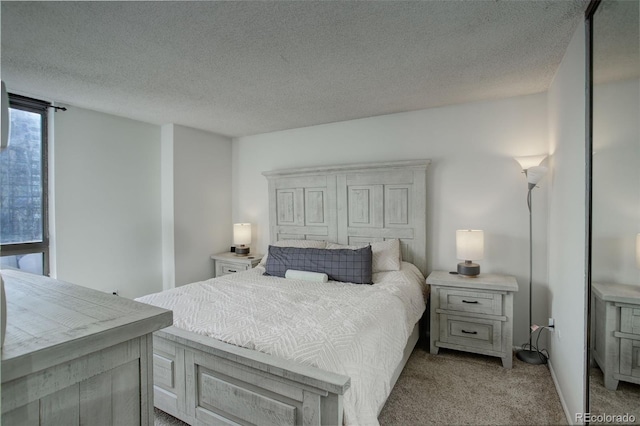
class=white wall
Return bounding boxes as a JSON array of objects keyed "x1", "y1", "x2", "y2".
[
  {"x1": 546, "y1": 23, "x2": 587, "y2": 422},
  {"x1": 233, "y1": 94, "x2": 549, "y2": 346},
  {"x1": 54, "y1": 107, "x2": 163, "y2": 298},
  {"x1": 163, "y1": 124, "x2": 232, "y2": 287},
  {"x1": 54, "y1": 111, "x2": 231, "y2": 295},
  {"x1": 592, "y1": 78, "x2": 640, "y2": 286}
]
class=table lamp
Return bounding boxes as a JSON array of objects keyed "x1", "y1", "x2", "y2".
[
  {"x1": 233, "y1": 223, "x2": 251, "y2": 256},
  {"x1": 456, "y1": 230, "x2": 484, "y2": 277}
]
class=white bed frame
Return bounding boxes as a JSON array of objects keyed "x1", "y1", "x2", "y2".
[{"x1": 152, "y1": 160, "x2": 430, "y2": 425}]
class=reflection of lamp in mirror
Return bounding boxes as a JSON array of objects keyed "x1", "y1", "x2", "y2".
[
  {"x1": 233, "y1": 223, "x2": 251, "y2": 256},
  {"x1": 456, "y1": 230, "x2": 484, "y2": 277},
  {"x1": 514, "y1": 154, "x2": 549, "y2": 365}
]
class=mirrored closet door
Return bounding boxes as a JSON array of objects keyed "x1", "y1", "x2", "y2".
[{"x1": 587, "y1": 0, "x2": 640, "y2": 419}]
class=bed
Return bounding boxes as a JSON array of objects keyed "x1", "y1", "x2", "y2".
[{"x1": 138, "y1": 160, "x2": 430, "y2": 425}]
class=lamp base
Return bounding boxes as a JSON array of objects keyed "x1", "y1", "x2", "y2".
[
  {"x1": 457, "y1": 262, "x2": 480, "y2": 277},
  {"x1": 515, "y1": 349, "x2": 547, "y2": 365},
  {"x1": 235, "y1": 245, "x2": 250, "y2": 256}
]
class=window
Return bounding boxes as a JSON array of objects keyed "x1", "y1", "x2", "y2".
[{"x1": 0, "y1": 94, "x2": 50, "y2": 275}]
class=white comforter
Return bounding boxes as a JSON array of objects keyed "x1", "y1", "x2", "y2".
[{"x1": 137, "y1": 261, "x2": 427, "y2": 425}]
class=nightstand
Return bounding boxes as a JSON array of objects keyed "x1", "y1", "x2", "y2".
[
  {"x1": 210, "y1": 252, "x2": 263, "y2": 277},
  {"x1": 591, "y1": 282, "x2": 640, "y2": 390},
  {"x1": 427, "y1": 271, "x2": 519, "y2": 368}
]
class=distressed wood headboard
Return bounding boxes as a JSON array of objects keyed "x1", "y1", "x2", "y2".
[{"x1": 262, "y1": 160, "x2": 430, "y2": 275}]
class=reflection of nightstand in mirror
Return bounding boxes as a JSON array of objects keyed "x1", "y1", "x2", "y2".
[
  {"x1": 591, "y1": 282, "x2": 640, "y2": 390},
  {"x1": 210, "y1": 252, "x2": 263, "y2": 278}
]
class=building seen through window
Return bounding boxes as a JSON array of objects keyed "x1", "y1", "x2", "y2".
[{"x1": 0, "y1": 94, "x2": 49, "y2": 275}]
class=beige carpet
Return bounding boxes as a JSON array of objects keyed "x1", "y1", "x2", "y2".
[
  {"x1": 378, "y1": 347, "x2": 566, "y2": 425},
  {"x1": 155, "y1": 345, "x2": 567, "y2": 426}
]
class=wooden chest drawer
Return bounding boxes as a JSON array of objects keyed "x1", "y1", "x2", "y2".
[
  {"x1": 215, "y1": 261, "x2": 249, "y2": 277},
  {"x1": 440, "y1": 314, "x2": 502, "y2": 352},
  {"x1": 439, "y1": 288, "x2": 503, "y2": 316},
  {"x1": 620, "y1": 306, "x2": 640, "y2": 336}
]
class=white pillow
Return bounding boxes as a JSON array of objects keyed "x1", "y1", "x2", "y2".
[
  {"x1": 326, "y1": 239, "x2": 401, "y2": 272},
  {"x1": 285, "y1": 269, "x2": 329, "y2": 283},
  {"x1": 258, "y1": 239, "x2": 327, "y2": 266}
]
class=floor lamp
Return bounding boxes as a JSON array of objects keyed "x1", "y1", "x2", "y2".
[{"x1": 514, "y1": 155, "x2": 548, "y2": 365}]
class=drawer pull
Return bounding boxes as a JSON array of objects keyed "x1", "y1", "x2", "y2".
[
  {"x1": 461, "y1": 330, "x2": 478, "y2": 335},
  {"x1": 228, "y1": 269, "x2": 237, "y2": 273},
  {"x1": 462, "y1": 300, "x2": 479, "y2": 304}
]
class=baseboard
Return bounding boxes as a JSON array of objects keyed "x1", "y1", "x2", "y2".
[{"x1": 548, "y1": 359, "x2": 576, "y2": 425}]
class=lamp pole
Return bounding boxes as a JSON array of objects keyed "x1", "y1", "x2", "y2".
[{"x1": 515, "y1": 173, "x2": 548, "y2": 365}]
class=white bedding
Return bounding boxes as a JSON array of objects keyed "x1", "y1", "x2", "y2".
[{"x1": 137, "y1": 261, "x2": 427, "y2": 425}]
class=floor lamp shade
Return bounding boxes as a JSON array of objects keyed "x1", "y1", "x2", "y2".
[
  {"x1": 515, "y1": 155, "x2": 548, "y2": 190},
  {"x1": 456, "y1": 230, "x2": 484, "y2": 276},
  {"x1": 514, "y1": 155, "x2": 547, "y2": 171},
  {"x1": 525, "y1": 166, "x2": 548, "y2": 186},
  {"x1": 233, "y1": 223, "x2": 251, "y2": 255}
]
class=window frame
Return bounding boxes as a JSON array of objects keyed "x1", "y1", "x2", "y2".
[{"x1": 1, "y1": 93, "x2": 51, "y2": 275}]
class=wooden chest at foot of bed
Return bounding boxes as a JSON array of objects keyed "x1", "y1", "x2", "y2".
[{"x1": 152, "y1": 327, "x2": 350, "y2": 426}]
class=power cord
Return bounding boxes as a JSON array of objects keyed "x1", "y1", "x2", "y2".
[{"x1": 520, "y1": 325, "x2": 553, "y2": 363}]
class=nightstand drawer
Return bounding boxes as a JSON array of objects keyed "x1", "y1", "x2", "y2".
[
  {"x1": 440, "y1": 315, "x2": 502, "y2": 352},
  {"x1": 211, "y1": 253, "x2": 263, "y2": 278},
  {"x1": 620, "y1": 307, "x2": 640, "y2": 336},
  {"x1": 216, "y1": 262, "x2": 249, "y2": 277},
  {"x1": 439, "y1": 288, "x2": 503, "y2": 316}
]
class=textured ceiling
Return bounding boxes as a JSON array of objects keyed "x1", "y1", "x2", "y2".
[{"x1": 1, "y1": 1, "x2": 586, "y2": 138}]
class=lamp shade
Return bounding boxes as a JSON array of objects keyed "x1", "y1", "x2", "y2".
[
  {"x1": 233, "y1": 223, "x2": 252, "y2": 246},
  {"x1": 636, "y1": 233, "x2": 640, "y2": 269},
  {"x1": 514, "y1": 155, "x2": 547, "y2": 171},
  {"x1": 526, "y1": 165, "x2": 548, "y2": 185},
  {"x1": 456, "y1": 230, "x2": 484, "y2": 261}
]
